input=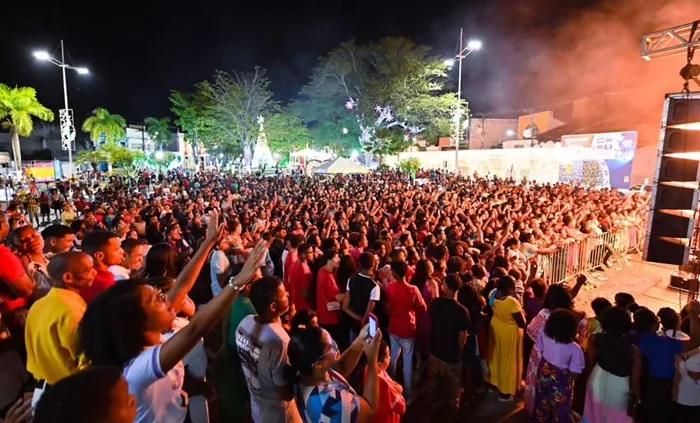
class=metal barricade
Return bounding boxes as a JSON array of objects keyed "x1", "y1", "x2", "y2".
[{"x1": 542, "y1": 225, "x2": 646, "y2": 285}]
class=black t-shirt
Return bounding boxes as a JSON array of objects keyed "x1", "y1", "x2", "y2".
[{"x1": 429, "y1": 297, "x2": 471, "y2": 363}]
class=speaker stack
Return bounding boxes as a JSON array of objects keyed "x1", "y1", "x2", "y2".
[{"x1": 643, "y1": 93, "x2": 700, "y2": 295}]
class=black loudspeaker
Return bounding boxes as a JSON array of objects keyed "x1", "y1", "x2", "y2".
[{"x1": 644, "y1": 94, "x2": 700, "y2": 265}]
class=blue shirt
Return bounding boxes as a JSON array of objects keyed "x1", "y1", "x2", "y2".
[
  {"x1": 295, "y1": 369, "x2": 360, "y2": 423},
  {"x1": 636, "y1": 331, "x2": 683, "y2": 378}
]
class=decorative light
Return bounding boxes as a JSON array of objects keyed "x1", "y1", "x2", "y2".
[{"x1": 342, "y1": 127, "x2": 349, "y2": 135}]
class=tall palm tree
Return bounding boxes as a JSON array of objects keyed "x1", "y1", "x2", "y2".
[
  {"x1": 0, "y1": 84, "x2": 54, "y2": 175},
  {"x1": 82, "y1": 108, "x2": 127, "y2": 145},
  {"x1": 144, "y1": 117, "x2": 172, "y2": 150}
]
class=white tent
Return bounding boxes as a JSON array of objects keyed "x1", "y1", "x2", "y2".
[{"x1": 314, "y1": 157, "x2": 370, "y2": 174}]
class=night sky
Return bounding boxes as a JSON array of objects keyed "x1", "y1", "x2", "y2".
[{"x1": 1, "y1": 0, "x2": 696, "y2": 125}]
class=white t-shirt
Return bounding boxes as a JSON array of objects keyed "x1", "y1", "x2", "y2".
[
  {"x1": 210, "y1": 250, "x2": 230, "y2": 297},
  {"x1": 123, "y1": 343, "x2": 187, "y2": 423},
  {"x1": 109, "y1": 264, "x2": 131, "y2": 281},
  {"x1": 677, "y1": 356, "x2": 700, "y2": 406},
  {"x1": 235, "y1": 316, "x2": 301, "y2": 423}
]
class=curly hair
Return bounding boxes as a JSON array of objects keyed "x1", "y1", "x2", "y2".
[
  {"x1": 77, "y1": 279, "x2": 150, "y2": 368},
  {"x1": 544, "y1": 309, "x2": 578, "y2": 344},
  {"x1": 542, "y1": 284, "x2": 574, "y2": 311}
]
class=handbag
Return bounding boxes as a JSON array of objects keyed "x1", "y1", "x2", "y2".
[{"x1": 627, "y1": 392, "x2": 641, "y2": 421}]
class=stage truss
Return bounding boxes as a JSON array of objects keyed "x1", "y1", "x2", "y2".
[{"x1": 641, "y1": 20, "x2": 700, "y2": 61}]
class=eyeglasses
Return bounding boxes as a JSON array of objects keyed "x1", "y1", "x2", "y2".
[{"x1": 315, "y1": 339, "x2": 339, "y2": 364}]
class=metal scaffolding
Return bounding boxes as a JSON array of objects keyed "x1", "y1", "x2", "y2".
[{"x1": 641, "y1": 21, "x2": 700, "y2": 60}]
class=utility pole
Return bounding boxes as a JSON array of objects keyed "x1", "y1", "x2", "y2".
[{"x1": 455, "y1": 28, "x2": 463, "y2": 173}]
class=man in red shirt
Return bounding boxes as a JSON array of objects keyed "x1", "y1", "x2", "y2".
[
  {"x1": 0, "y1": 212, "x2": 35, "y2": 412},
  {"x1": 283, "y1": 234, "x2": 302, "y2": 293},
  {"x1": 385, "y1": 260, "x2": 426, "y2": 404},
  {"x1": 315, "y1": 249, "x2": 346, "y2": 348},
  {"x1": 79, "y1": 231, "x2": 125, "y2": 304},
  {"x1": 289, "y1": 243, "x2": 314, "y2": 311}
]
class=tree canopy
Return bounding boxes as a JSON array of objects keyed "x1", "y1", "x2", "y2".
[
  {"x1": 300, "y1": 36, "x2": 465, "y2": 156},
  {"x1": 144, "y1": 117, "x2": 172, "y2": 150},
  {"x1": 0, "y1": 84, "x2": 54, "y2": 173},
  {"x1": 169, "y1": 83, "x2": 215, "y2": 158},
  {"x1": 265, "y1": 108, "x2": 313, "y2": 156},
  {"x1": 204, "y1": 67, "x2": 276, "y2": 166},
  {"x1": 81, "y1": 108, "x2": 127, "y2": 144}
]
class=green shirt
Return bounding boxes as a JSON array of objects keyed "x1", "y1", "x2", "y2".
[{"x1": 227, "y1": 295, "x2": 256, "y2": 348}]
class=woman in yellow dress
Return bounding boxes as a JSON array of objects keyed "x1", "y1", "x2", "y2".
[{"x1": 487, "y1": 275, "x2": 526, "y2": 401}]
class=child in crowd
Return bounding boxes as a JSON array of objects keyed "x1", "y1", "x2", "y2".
[
  {"x1": 364, "y1": 340, "x2": 405, "y2": 423},
  {"x1": 583, "y1": 297, "x2": 612, "y2": 351}
]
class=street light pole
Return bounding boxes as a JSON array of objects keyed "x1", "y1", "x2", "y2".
[
  {"x1": 455, "y1": 28, "x2": 463, "y2": 173},
  {"x1": 59, "y1": 40, "x2": 73, "y2": 180},
  {"x1": 33, "y1": 41, "x2": 88, "y2": 181},
  {"x1": 445, "y1": 30, "x2": 481, "y2": 173}
]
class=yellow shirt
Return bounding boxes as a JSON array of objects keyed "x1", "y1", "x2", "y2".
[{"x1": 25, "y1": 288, "x2": 86, "y2": 384}]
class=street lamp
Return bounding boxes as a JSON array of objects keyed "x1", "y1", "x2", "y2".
[
  {"x1": 445, "y1": 29, "x2": 482, "y2": 173},
  {"x1": 33, "y1": 40, "x2": 89, "y2": 180}
]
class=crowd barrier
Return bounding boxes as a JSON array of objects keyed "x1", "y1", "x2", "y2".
[{"x1": 539, "y1": 225, "x2": 645, "y2": 285}]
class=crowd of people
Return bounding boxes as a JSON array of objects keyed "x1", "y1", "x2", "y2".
[{"x1": 0, "y1": 168, "x2": 696, "y2": 423}]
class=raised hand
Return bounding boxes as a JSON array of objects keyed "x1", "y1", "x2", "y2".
[
  {"x1": 205, "y1": 209, "x2": 225, "y2": 243},
  {"x1": 234, "y1": 239, "x2": 268, "y2": 287}
]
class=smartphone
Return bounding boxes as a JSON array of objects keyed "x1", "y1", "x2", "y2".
[{"x1": 368, "y1": 314, "x2": 378, "y2": 339}]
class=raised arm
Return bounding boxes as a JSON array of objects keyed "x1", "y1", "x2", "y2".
[
  {"x1": 167, "y1": 210, "x2": 224, "y2": 312},
  {"x1": 159, "y1": 240, "x2": 267, "y2": 373}
]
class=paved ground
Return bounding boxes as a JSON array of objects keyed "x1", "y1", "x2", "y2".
[{"x1": 405, "y1": 254, "x2": 683, "y2": 423}]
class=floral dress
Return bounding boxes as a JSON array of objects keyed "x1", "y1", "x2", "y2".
[{"x1": 524, "y1": 308, "x2": 587, "y2": 416}]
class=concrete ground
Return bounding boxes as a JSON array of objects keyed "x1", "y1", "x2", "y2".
[{"x1": 405, "y1": 254, "x2": 683, "y2": 423}]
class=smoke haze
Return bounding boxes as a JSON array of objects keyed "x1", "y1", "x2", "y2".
[{"x1": 455, "y1": 0, "x2": 700, "y2": 144}]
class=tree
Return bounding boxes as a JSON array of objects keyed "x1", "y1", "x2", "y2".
[
  {"x1": 399, "y1": 157, "x2": 421, "y2": 174},
  {"x1": 0, "y1": 84, "x2": 54, "y2": 175},
  {"x1": 265, "y1": 108, "x2": 313, "y2": 157},
  {"x1": 76, "y1": 149, "x2": 108, "y2": 170},
  {"x1": 144, "y1": 117, "x2": 172, "y2": 150},
  {"x1": 169, "y1": 83, "x2": 214, "y2": 161},
  {"x1": 77, "y1": 142, "x2": 145, "y2": 175},
  {"x1": 205, "y1": 67, "x2": 276, "y2": 167},
  {"x1": 81, "y1": 108, "x2": 127, "y2": 145},
  {"x1": 300, "y1": 37, "x2": 466, "y2": 156},
  {"x1": 292, "y1": 99, "x2": 361, "y2": 156}
]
